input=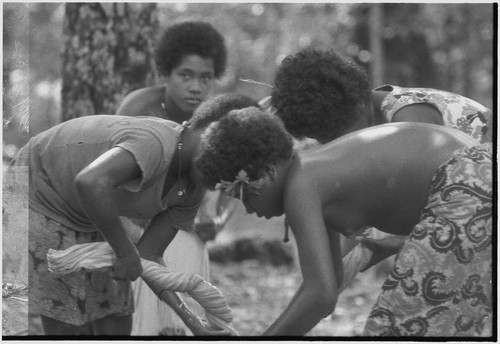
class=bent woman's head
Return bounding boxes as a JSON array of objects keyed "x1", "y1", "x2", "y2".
[
  {"x1": 271, "y1": 48, "x2": 370, "y2": 142},
  {"x1": 195, "y1": 107, "x2": 294, "y2": 217}
]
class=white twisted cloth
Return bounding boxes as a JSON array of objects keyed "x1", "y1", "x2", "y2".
[
  {"x1": 47, "y1": 242, "x2": 238, "y2": 335},
  {"x1": 338, "y1": 228, "x2": 394, "y2": 293},
  {"x1": 339, "y1": 242, "x2": 373, "y2": 293}
]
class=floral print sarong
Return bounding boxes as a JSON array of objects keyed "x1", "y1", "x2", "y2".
[
  {"x1": 375, "y1": 84, "x2": 492, "y2": 143},
  {"x1": 364, "y1": 144, "x2": 492, "y2": 337},
  {"x1": 29, "y1": 210, "x2": 134, "y2": 327}
]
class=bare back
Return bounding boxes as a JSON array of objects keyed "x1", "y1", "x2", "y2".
[{"x1": 295, "y1": 122, "x2": 477, "y2": 236}]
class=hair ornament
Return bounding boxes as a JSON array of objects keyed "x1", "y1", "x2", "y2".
[{"x1": 215, "y1": 170, "x2": 265, "y2": 200}]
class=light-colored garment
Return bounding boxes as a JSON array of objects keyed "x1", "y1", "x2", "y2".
[
  {"x1": 364, "y1": 144, "x2": 492, "y2": 336},
  {"x1": 131, "y1": 230, "x2": 209, "y2": 336},
  {"x1": 375, "y1": 84, "x2": 491, "y2": 143},
  {"x1": 123, "y1": 193, "x2": 222, "y2": 335},
  {"x1": 25, "y1": 114, "x2": 203, "y2": 233},
  {"x1": 117, "y1": 91, "x2": 217, "y2": 336}
]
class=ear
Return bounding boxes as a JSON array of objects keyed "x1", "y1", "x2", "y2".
[{"x1": 264, "y1": 164, "x2": 277, "y2": 182}]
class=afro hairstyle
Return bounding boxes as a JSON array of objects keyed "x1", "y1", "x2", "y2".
[
  {"x1": 190, "y1": 93, "x2": 259, "y2": 131},
  {"x1": 155, "y1": 21, "x2": 227, "y2": 78},
  {"x1": 195, "y1": 107, "x2": 294, "y2": 190},
  {"x1": 271, "y1": 48, "x2": 370, "y2": 141}
]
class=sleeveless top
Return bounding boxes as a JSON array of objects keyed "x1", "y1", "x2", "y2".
[{"x1": 374, "y1": 84, "x2": 491, "y2": 143}]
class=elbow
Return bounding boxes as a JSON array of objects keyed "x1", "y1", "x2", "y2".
[
  {"x1": 319, "y1": 292, "x2": 338, "y2": 317},
  {"x1": 75, "y1": 170, "x2": 110, "y2": 201},
  {"x1": 310, "y1": 285, "x2": 338, "y2": 317}
]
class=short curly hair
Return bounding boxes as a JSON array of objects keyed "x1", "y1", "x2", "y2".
[
  {"x1": 195, "y1": 107, "x2": 294, "y2": 189},
  {"x1": 271, "y1": 48, "x2": 370, "y2": 141},
  {"x1": 190, "y1": 93, "x2": 259, "y2": 130},
  {"x1": 156, "y1": 21, "x2": 227, "y2": 78}
]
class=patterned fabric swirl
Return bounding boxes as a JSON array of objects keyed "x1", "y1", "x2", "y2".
[{"x1": 364, "y1": 144, "x2": 492, "y2": 337}]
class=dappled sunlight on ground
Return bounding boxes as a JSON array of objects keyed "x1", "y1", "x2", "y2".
[{"x1": 210, "y1": 260, "x2": 386, "y2": 337}]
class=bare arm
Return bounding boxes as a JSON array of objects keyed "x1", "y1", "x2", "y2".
[
  {"x1": 263, "y1": 180, "x2": 339, "y2": 336},
  {"x1": 358, "y1": 234, "x2": 407, "y2": 271},
  {"x1": 75, "y1": 147, "x2": 143, "y2": 280},
  {"x1": 391, "y1": 103, "x2": 443, "y2": 125},
  {"x1": 136, "y1": 211, "x2": 179, "y2": 266}
]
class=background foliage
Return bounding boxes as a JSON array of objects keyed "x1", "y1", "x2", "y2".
[
  {"x1": 2, "y1": 3, "x2": 495, "y2": 336},
  {"x1": 3, "y1": 2, "x2": 494, "y2": 152}
]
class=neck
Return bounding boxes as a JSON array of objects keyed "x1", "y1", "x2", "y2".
[
  {"x1": 370, "y1": 90, "x2": 389, "y2": 125},
  {"x1": 332, "y1": 112, "x2": 371, "y2": 140},
  {"x1": 163, "y1": 87, "x2": 192, "y2": 123},
  {"x1": 276, "y1": 152, "x2": 297, "y2": 192},
  {"x1": 178, "y1": 126, "x2": 202, "y2": 175}
]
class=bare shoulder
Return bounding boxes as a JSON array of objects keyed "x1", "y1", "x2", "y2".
[
  {"x1": 284, "y1": 151, "x2": 341, "y2": 204},
  {"x1": 116, "y1": 86, "x2": 165, "y2": 116}
]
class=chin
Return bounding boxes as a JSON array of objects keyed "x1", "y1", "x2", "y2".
[{"x1": 268, "y1": 210, "x2": 285, "y2": 219}]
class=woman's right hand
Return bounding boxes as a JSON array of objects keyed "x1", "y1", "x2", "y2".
[
  {"x1": 356, "y1": 235, "x2": 406, "y2": 271},
  {"x1": 111, "y1": 249, "x2": 143, "y2": 281}
]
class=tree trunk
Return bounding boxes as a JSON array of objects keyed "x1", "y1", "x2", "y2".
[{"x1": 61, "y1": 3, "x2": 159, "y2": 121}]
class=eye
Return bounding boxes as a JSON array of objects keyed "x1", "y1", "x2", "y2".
[
  {"x1": 202, "y1": 74, "x2": 214, "y2": 82},
  {"x1": 179, "y1": 71, "x2": 192, "y2": 80}
]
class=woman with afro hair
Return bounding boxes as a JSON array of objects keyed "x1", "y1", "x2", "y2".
[
  {"x1": 265, "y1": 47, "x2": 493, "y2": 291},
  {"x1": 195, "y1": 107, "x2": 492, "y2": 336},
  {"x1": 115, "y1": 21, "x2": 232, "y2": 336},
  {"x1": 270, "y1": 48, "x2": 492, "y2": 144}
]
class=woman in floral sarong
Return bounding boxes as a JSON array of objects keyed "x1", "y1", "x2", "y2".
[
  {"x1": 193, "y1": 107, "x2": 492, "y2": 336},
  {"x1": 264, "y1": 47, "x2": 493, "y2": 291}
]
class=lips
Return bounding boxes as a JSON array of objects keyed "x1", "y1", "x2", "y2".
[
  {"x1": 185, "y1": 98, "x2": 202, "y2": 106},
  {"x1": 256, "y1": 212, "x2": 270, "y2": 220}
]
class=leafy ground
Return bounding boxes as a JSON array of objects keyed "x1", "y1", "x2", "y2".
[
  {"x1": 3, "y1": 262, "x2": 385, "y2": 337},
  {"x1": 210, "y1": 260, "x2": 386, "y2": 337},
  {"x1": 2, "y1": 198, "x2": 387, "y2": 337},
  {"x1": 2, "y1": 283, "x2": 29, "y2": 336},
  {"x1": 207, "y1": 207, "x2": 388, "y2": 337}
]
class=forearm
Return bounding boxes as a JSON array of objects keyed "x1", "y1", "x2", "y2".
[
  {"x1": 76, "y1": 179, "x2": 136, "y2": 258},
  {"x1": 264, "y1": 283, "x2": 336, "y2": 336},
  {"x1": 137, "y1": 212, "x2": 178, "y2": 264}
]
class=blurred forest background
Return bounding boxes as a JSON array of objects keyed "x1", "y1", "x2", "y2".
[
  {"x1": 3, "y1": 2, "x2": 495, "y2": 156},
  {"x1": 2, "y1": 2, "x2": 496, "y2": 336}
]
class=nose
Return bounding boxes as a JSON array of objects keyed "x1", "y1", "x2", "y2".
[
  {"x1": 243, "y1": 201, "x2": 256, "y2": 215},
  {"x1": 188, "y1": 78, "x2": 202, "y2": 94}
]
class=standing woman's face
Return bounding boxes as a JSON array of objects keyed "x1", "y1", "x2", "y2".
[{"x1": 165, "y1": 54, "x2": 216, "y2": 114}]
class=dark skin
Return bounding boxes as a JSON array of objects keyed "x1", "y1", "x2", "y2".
[
  {"x1": 116, "y1": 55, "x2": 231, "y2": 241},
  {"x1": 239, "y1": 123, "x2": 476, "y2": 335},
  {"x1": 73, "y1": 127, "x2": 230, "y2": 336},
  {"x1": 371, "y1": 89, "x2": 444, "y2": 126},
  {"x1": 75, "y1": 148, "x2": 144, "y2": 280},
  {"x1": 76, "y1": 126, "x2": 205, "y2": 276},
  {"x1": 116, "y1": 54, "x2": 216, "y2": 123},
  {"x1": 312, "y1": 90, "x2": 447, "y2": 268}
]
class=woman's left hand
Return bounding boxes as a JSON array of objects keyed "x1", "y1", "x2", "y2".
[{"x1": 193, "y1": 219, "x2": 221, "y2": 242}]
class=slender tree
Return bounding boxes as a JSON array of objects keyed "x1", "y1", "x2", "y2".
[{"x1": 61, "y1": 3, "x2": 159, "y2": 121}]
